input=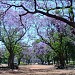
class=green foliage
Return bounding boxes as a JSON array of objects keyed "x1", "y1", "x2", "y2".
[
  {"x1": 2, "y1": 50, "x2": 9, "y2": 63},
  {"x1": 55, "y1": 10, "x2": 61, "y2": 14},
  {"x1": 25, "y1": 54, "x2": 31, "y2": 61},
  {"x1": 68, "y1": 6, "x2": 73, "y2": 13},
  {"x1": 66, "y1": 41, "x2": 75, "y2": 61},
  {"x1": 14, "y1": 43, "x2": 23, "y2": 60},
  {"x1": 20, "y1": 62, "x2": 26, "y2": 65},
  {"x1": 14, "y1": 44, "x2": 22, "y2": 55},
  {"x1": 4, "y1": 50, "x2": 9, "y2": 58},
  {"x1": 53, "y1": 33, "x2": 59, "y2": 39},
  {"x1": 35, "y1": 38, "x2": 43, "y2": 43},
  {"x1": 45, "y1": 50, "x2": 56, "y2": 62},
  {"x1": 53, "y1": 41, "x2": 60, "y2": 52}
]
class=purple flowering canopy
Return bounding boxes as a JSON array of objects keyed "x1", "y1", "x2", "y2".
[
  {"x1": 0, "y1": 0, "x2": 75, "y2": 28},
  {"x1": 33, "y1": 42, "x2": 51, "y2": 55}
]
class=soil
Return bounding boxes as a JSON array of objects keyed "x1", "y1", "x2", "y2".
[{"x1": 0, "y1": 64, "x2": 75, "y2": 75}]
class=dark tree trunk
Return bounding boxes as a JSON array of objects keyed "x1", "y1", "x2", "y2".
[
  {"x1": 18, "y1": 54, "x2": 23, "y2": 65},
  {"x1": 65, "y1": 49, "x2": 68, "y2": 64},
  {"x1": 65, "y1": 58, "x2": 68, "y2": 64},
  {"x1": 46, "y1": 56, "x2": 50, "y2": 65},
  {"x1": 28, "y1": 60, "x2": 30, "y2": 64},
  {"x1": 47, "y1": 60, "x2": 50, "y2": 65},
  {"x1": 0, "y1": 58, "x2": 2, "y2": 64},
  {"x1": 8, "y1": 51, "x2": 14, "y2": 69},
  {"x1": 58, "y1": 33, "x2": 65, "y2": 69},
  {"x1": 59, "y1": 53, "x2": 65, "y2": 69},
  {"x1": 41, "y1": 60, "x2": 44, "y2": 65},
  {"x1": 18, "y1": 58, "x2": 21, "y2": 65},
  {"x1": 53, "y1": 59, "x2": 55, "y2": 64},
  {"x1": 69, "y1": 57, "x2": 70, "y2": 63}
]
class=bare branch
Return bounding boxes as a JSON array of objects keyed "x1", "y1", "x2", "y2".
[
  {"x1": 34, "y1": 0, "x2": 36, "y2": 11},
  {"x1": 36, "y1": 9, "x2": 75, "y2": 28}
]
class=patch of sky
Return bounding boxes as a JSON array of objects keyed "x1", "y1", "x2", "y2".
[
  {"x1": 22, "y1": 25, "x2": 39, "y2": 46},
  {"x1": 73, "y1": 1, "x2": 75, "y2": 7},
  {"x1": 22, "y1": 1, "x2": 35, "y2": 12},
  {"x1": 34, "y1": 13, "x2": 45, "y2": 19},
  {"x1": 15, "y1": 7, "x2": 27, "y2": 15},
  {"x1": 37, "y1": 0, "x2": 56, "y2": 12},
  {"x1": 6, "y1": 1, "x2": 21, "y2": 5},
  {"x1": 0, "y1": 3, "x2": 9, "y2": 12},
  {"x1": 0, "y1": 41, "x2": 5, "y2": 51}
]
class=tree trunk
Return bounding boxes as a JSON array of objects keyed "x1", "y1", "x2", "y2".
[
  {"x1": 28, "y1": 60, "x2": 30, "y2": 64},
  {"x1": 0, "y1": 57, "x2": 2, "y2": 64},
  {"x1": 18, "y1": 58, "x2": 21, "y2": 65},
  {"x1": 65, "y1": 58, "x2": 68, "y2": 64},
  {"x1": 47, "y1": 60, "x2": 50, "y2": 65},
  {"x1": 59, "y1": 53, "x2": 65, "y2": 69},
  {"x1": 46, "y1": 56, "x2": 50, "y2": 65},
  {"x1": 65, "y1": 49, "x2": 68, "y2": 64},
  {"x1": 8, "y1": 51, "x2": 14, "y2": 69},
  {"x1": 41, "y1": 60, "x2": 44, "y2": 65},
  {"x1": 53, "y1": 59, "x2": 55, "y2": 64},
  {"x1": 58, "y1": 33, "x2": 65, "y2": 69}
]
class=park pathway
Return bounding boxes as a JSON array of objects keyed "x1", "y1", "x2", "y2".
[{"x1": 0, "y1": 65, "x2": 75, "y2": 75}]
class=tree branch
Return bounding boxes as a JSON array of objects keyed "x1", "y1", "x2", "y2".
[
  {"x1": 36, "y1": 9, "x2": 75, "y2": 28},
  {"x1": 1, "y1": 1, "x2": 75, "y2": 28},
  {"x1": 34, "y1": 0, "x2": 36, "y2": 11}
]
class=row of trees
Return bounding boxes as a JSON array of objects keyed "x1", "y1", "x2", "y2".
[
  {"x1": 32, "y1": 34, "x2": 75, "y2": 67},
  {"x1": 0, "y1": 0, "x2": 75, "y2": 69}
]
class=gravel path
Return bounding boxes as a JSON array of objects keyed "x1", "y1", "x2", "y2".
[{"x1": 0, "y1": 65, "x2": 75, "y2": 75}]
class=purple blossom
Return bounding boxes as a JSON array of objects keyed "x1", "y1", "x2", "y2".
[{"x1": 33, "y1": 42, "x2": 50, "y2": 55}]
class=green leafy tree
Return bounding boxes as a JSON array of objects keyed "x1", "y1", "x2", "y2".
[
  {"x1": 14, "y1": 43, "x2": 23, "y2": 65},
  {"x1": 66, "y1": 41, "x2": 75, "y2": 64},
  {"x1": 2, "y1": 50, "x2": 9, "y2": 64}
]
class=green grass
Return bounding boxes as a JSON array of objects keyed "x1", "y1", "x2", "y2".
[
  {"x1": 68, "y1": 61, "x2": 75, "y2": 65},
  {"x1": 20, "y1": 62, "x2": 26, "y2": 65}
]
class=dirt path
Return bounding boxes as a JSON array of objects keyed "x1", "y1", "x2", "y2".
[{"x1": 0, "y1": 65, "x2": 75, "y2": 75}]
